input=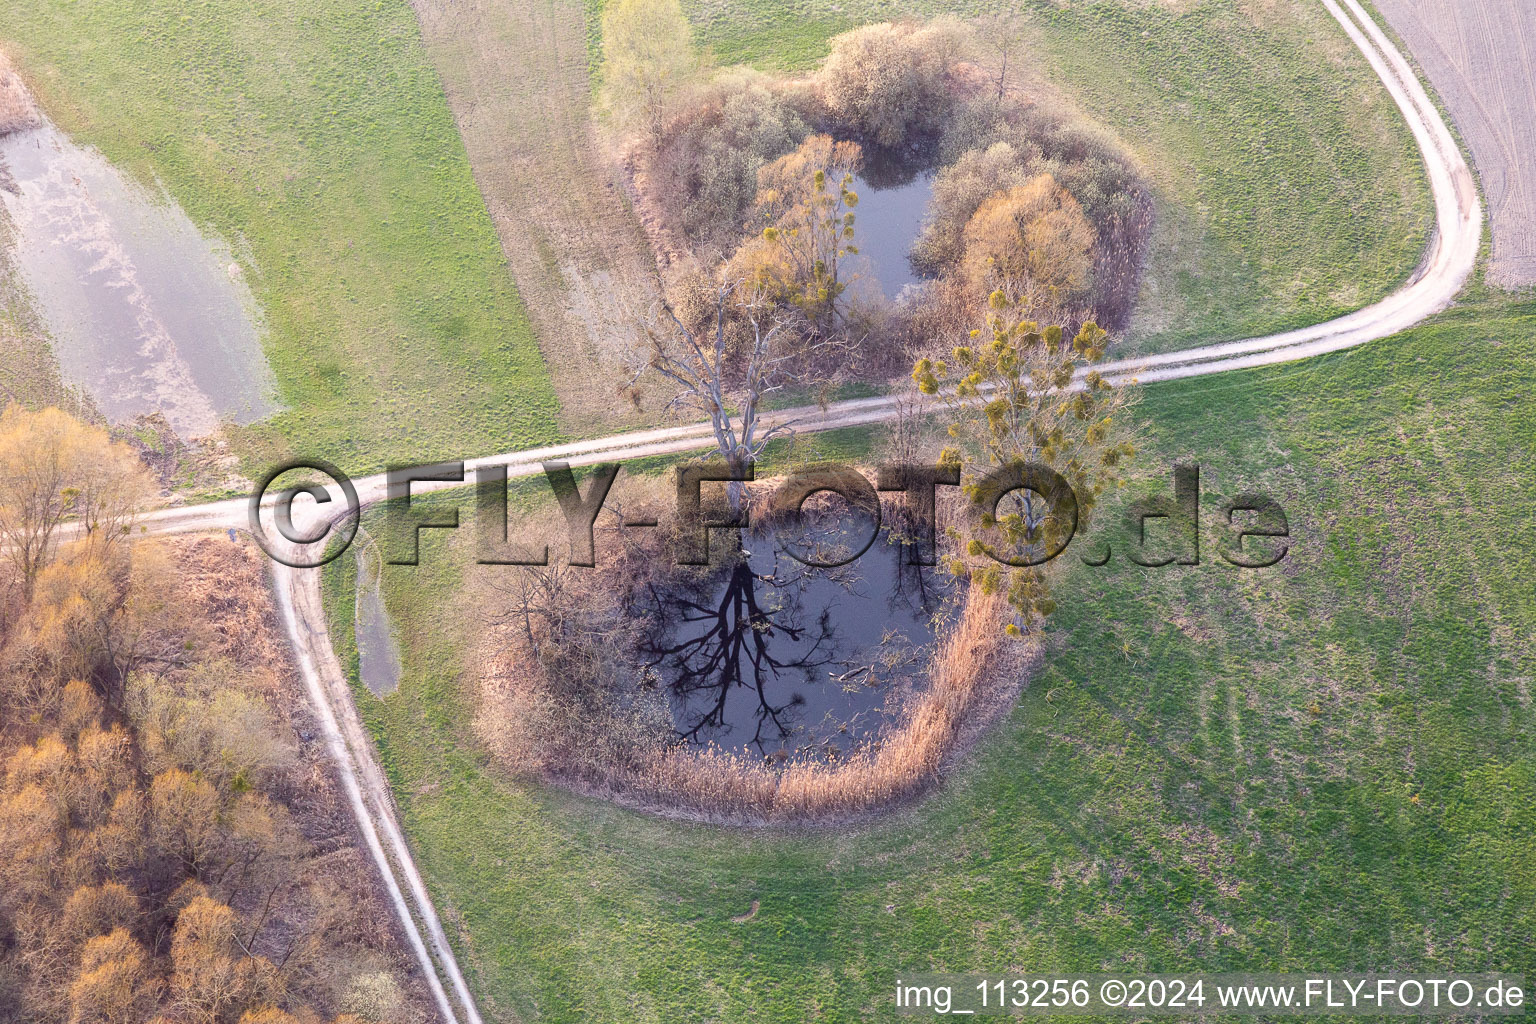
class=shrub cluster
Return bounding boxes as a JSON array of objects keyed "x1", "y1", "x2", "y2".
[
  {"x1": 650, "y1": 72, "x2": 814, "y2": 253},
  {"x1": 817, "y1": 18, "x2": 970, "y2": 149},
  {"x1": 628, "y1": 18, "x2": 1151, "y2": 332},
  {"x1": 0, "y1": 407, "x2": 428, "y2": 1024},
  {"x1": 923, "y1": 92, "x2": 1153, "y2": 328}
]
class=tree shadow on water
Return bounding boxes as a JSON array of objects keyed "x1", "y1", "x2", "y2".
[
  {"x1": 640, "y1": 525, "x2": 956, "y2": 760},
  {"x1": 642, "y1": 547, "x2": 844, "y2": 756}
]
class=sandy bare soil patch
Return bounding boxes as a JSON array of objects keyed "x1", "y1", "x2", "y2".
[
  {"x1": 1373, "y1": 0, "x2": 1536, "y2": 288},
  {"x1": 410, "y1": 0, "x2": 663, "y2": 435}
]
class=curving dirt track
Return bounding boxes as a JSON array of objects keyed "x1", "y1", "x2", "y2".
[
  {"x1": 269, "y1": 549, "x2": 483, "y2": 1024},
  {"x1": 123, "y1": 3, "x2": 1483, "y2": 1022},
  {"x1": 1371, "y1": 0, "x2": 1536, "y2": 289}
]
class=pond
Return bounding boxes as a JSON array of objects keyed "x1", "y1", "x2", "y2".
[
  {"x1": 849, "y1": 164, "x2": 934, "y2": 301},
  {"x1": 0, "y1": 120, "x2": 277, "y2": 439},
  {"x1": 640, "y1": 520, "x2": 956, "y2": 762}
]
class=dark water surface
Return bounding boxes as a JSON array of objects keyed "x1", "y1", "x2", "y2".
[
  {"x1": 643, "y1": 523, "x2": 955, "y2": 761},
  {"x1": 849, "y1": 167, "x2": 934, "y2": 300}
]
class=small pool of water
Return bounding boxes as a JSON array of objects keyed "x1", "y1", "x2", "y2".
[
  {"x1": 354, "y1": 543, "x2": 403, "y2": 698},
  {"x1": 0, "y1": 121, "x2": 277, "y2": 439},
  {"x1": 641, "y1": 522, "x2": 955, "y2": 761},
  {"x1": 849, "y1": 167, "x2": 934, "y2": 300}
]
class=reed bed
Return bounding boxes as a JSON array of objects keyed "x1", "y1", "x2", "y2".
[{"x1": 479, "y1": 578, "x2": 1036, "y2": 825}]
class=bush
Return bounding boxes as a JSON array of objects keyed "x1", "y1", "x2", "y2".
[
  {"x1": 932, "y1": 93, "x2": 1146, "y2": 234},
  {"x1": 655, "y1": 74, "x2": 811, "y2": 249},
  {"x1": 960, "y1": 174, "x2": 1097, "y2": 304},
  {"x1": 817, "y1": 20, "x2": 967, "y2": 149},
  {"x1": 928, "y1": 93, "x2": 1152, "y2": 328},
  {"x1": 476, "y1": 552, "x2": 672, "y2": 781},
  {"x1": 933, "y1": 91, "x2": 1042, "y2": 167},
  {"x1": 911, "y1": 142, "x2": 1034, "y2": 275},
  {"x1": 727, "y1": 134, "x2": 864, "y2": 329},
  {"x1": 127, "y1": 668, "x2": 298, "y2": 795}
]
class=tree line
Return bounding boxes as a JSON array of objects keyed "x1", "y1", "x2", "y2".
[{"x1": 0, "y1": 406, "x2": 425, "y2": 1024}]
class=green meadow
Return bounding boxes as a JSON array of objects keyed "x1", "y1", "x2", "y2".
[
  {"x1": 324, "y1": 293, "x2": 1536, "y2": 1022},
  {"x1": 10, "y1": 0, "x2": 1521, "y2": 1019},
  {"x1": 319, "y1": 4, "x2": 1529, "y2": 1020}
]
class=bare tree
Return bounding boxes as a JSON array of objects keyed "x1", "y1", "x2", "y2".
[
  {"x1": 631, "y1": 277, "x2": 825, "y2": 482},
  {"x1": 976, "y1": 14, "x2": 1029, "y2": 100}
]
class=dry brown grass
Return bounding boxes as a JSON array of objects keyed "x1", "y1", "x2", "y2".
[
  {"x1": 0, "y1": 50, "x2": 41, "y2": 138},
  {"x1": 635, "y1": 584, "x2": 1027, "y2": 822}
]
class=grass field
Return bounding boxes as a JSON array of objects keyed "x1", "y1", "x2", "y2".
[
  {"x1": 410, "y1": 0, "x2": 666, "y2": 438},
  {"x1": 673, "y1": 0, "x2": 1434, "y2": 355},
  {"x1": 3, "y1": 0, "x2": 563, "y2": 475},
  {"x1": 325, "y1": 290, "x2": 1536, "y2": 1021}
]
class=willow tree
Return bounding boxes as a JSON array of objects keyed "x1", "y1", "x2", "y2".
[
  {"x1": 960, "y1": 173, "x2": 1097, "y2": 308},
  {"x1": 0, "y1": 406, "x2": 151, "y2": 600},
  {"x1": 913, "y1": 291, "x2": 1136, "y2": 633},
  {"x1": 67, "y1": 928, "x2": 161, "y2": 1024},
  {"x1": 601, "y1": 0, "x2": 699, "y2": 146}
]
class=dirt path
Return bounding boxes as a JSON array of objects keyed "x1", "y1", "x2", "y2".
[
  {"x1": 409, "y1": 0, "x2": 663, "y2": 435},
  {"x1": 124, "y1": 3, "x2": 1482, "y2": 1022},
  {"x1": 1371, "y1": 0, "x2": 1536, "y2": 288},
  {"x1": 271, "y1": 547, "x2": 486, "y2": 1024}
]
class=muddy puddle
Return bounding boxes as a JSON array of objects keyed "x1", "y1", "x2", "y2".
[
  {"x1": 354, "y1": 541, "x2": 403, "y2": 698},
  {"x1": 642, "y1": 523, "x2": 956, "y2": 761},
  {"x1": 0, "y1": 121, "x2": 277, "y2": 439}
]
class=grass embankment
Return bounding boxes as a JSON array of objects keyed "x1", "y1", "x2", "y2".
[
  {"x1": 325, "y1": 293, "x2": 1536, "y2": 1021},
  {"x1": 3, "y1": 0, "x2": 562, "y2": 475},
  {"x1": 679, "y1": 0, "x2": 1432, "y2": 355}
]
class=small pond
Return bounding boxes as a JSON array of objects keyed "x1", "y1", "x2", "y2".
[
  {"x1": 641, "y1": 520, "x2": 956, "y2": 762},
  {"x1": 354, "y1": 542, "x2": 403, "y2": 698},
  {"x1": 0, "y1": 120, "x2": 277, "y2": 439},
  {"x1": 849, "y1": 162, "x2": 934, "y2": 301}
]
